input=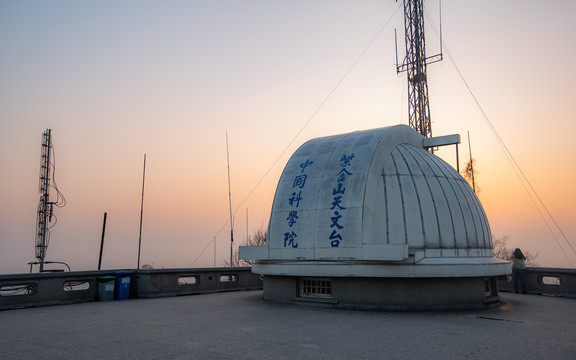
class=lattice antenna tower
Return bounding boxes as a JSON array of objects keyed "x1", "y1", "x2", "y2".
[
  {"x1": 395, "y1": 0, "x2": 443, "y2": 139},
  {"x1": 35, "y1": 129, "x2": 52, "y2": 272},
  {"x1": 35, "y1": 129, "x2": 65, "y2": 272}
]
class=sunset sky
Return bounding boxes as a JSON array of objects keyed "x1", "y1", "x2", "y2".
[{"x1": 1, "y1": 1, "x2": 575, "y2": 273}]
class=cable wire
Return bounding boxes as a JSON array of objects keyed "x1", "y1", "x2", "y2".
[
  {"x1": 191, "y1": 4, "x2": 403, "y2": 266},
  {"x1": 424, "y1": 7, "x2": 575, "y2": 267}
]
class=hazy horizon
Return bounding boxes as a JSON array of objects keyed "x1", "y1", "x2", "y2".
[{"x1": 1, "y1": 1, "x2": 575, "y2": 274}]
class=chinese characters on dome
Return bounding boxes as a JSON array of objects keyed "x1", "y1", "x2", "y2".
[
  {"x1": 329, "y1": 154, "x2": 355, "y2": 247},
  {"x1": 283, "y1": 159, "x2": 314, "y2": 248}
]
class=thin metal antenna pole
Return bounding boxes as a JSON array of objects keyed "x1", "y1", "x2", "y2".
[
  {"x1": 226, "y1": 132, "x2": 234, "y2": 267},
  {"x1": 394, "y1": 28, "x2": 399, "y2": 70},
  {"x1": 98, "y1": 212, "x2": 107, "y2": 270},
  {"x1": 439, "y1": 0, "x2": 443, "y2": 57},
  {"x1": 246, "y1": 208, "x2": 249, "y2": 244},
  {"x1": 456, "y1": 143, "x2": 460, "y2": 173},
  {"x1": 213, "y1": 236, "x2": 216, "y2": 268},
  {"x1": 467, "y1": 132, "x2": 475, "y2": 193},
  {"x1": 137, "y1": 154, "x2": 146, "y2": 269}
]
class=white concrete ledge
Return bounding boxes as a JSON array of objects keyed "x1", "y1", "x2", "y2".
[
  {"x1": 422, "y1": 133, "x2": 460, "y2": 148},
  {"x1": 252, "y1": 258, "x2": 511, "y2": 278},
  {"x1": 239, "y1": 246, "x2": 268, "y2": 260}
]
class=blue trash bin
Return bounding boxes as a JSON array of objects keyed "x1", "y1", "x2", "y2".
[{"x1": 114, "y1": 271, "x2": 132, "y2": 300}]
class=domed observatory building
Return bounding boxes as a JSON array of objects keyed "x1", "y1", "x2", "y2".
[{"x1": 240, "y1": 125, "x2": 510, "y2": 310}]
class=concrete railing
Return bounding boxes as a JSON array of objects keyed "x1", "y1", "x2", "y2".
[
  {"x1": 498, "y1": 267, "x2": 576, "y2": 297},
  {"x1": 2, "y1": 266, "x2": 573, "y2": 310},
  {"x1": 0, "y1": 267, "x2": 262, "y2": 310}
]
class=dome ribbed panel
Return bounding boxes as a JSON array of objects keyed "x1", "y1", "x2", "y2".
[
  {"x1": 405, "y1": 145, "x2": 456, "y2": 249},
  {"x1": 383, "y1": 144, "x2": 491, "y2": 251},
  {"x1": 383, "y1": 153, "x2": 406, "y2": 245},
  {"x1": 391, "y1": 149, "x2": 424, "y2": 247},
  {"x1": 399, "y1": 146, "x2": 441, "y2": 248},
  {"x1": 430, "y1": 158, "x2": 471, "y2": 249}
]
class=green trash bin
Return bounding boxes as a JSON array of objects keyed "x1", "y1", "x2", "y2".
[{"x1": 97, "y1": 276, "x2": 115, "y2": 301}]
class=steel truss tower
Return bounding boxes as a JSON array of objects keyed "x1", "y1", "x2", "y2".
[{"x1": 396, "y1": 0, "x2": 442, "y2": 139}]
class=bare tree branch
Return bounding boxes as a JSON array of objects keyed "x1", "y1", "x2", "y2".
[
  {"x1": 224, "y1": 226, "x2": 267, "y2": 267},
  {"x1": 492, "y1": 235, "x2": 539, "y2": 266}
]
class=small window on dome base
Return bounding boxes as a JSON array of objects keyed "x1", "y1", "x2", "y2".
[{"x1": 299, "y1": 278, "x2": 332, "y2": 298}]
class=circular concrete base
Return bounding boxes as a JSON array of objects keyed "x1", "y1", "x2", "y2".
[{"x1": 262, "y1": 275, "x2": 501, "y2": 311}]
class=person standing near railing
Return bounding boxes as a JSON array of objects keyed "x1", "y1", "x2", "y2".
[{"x1": 511, "y1": 248, "x2": 527, "y2": 293}]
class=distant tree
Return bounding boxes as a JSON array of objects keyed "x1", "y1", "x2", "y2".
[
  {"x1": 224, "y1": 226, "x2": 267, "y2": 267},
  {"x1": 492, "y1": 235, "x2": 539, "y2": 266},
  {"x1": 245, "y1": 227, "x2": 267, "y2": 247},
  {"x1": 463, "y1": 158, "x2": 480, "y2": 194}
]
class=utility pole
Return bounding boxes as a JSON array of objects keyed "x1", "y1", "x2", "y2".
[
  {"x1": 396, "y1": 0, "x2": 442, "y2": 139},
  {"x1": 137, "y1": 154, "x2": 146, "y2": 270},
  {"x1": 98, "y1": 212, "x2": 107, "y2": 270}
]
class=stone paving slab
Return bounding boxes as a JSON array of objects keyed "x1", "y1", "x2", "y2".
[{"x1": 1, "y1": 291, "x2": 575, "y2": 359}]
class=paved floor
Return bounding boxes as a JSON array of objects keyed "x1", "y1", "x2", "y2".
[{"x1": 1, "y1": 290, "x2": 575, "y2": 360}]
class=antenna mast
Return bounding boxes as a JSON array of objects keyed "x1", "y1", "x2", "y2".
[
  {"x1": 396, "y1": 0, "x2": 442, "y2": 139},
  {"x1": 34, "y1": 129, "x2": 66, "y2": 272},
  {"x1": 36, "y1": 129, "x2": 52, "y2": 272},
  {"x1": 226, "y1": 132, "x2": 234, "y2": 267}
]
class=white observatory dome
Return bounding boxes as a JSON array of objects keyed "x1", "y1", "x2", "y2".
[{"x1": 240, "y1": 125, "x2": 509, "y2": 310}]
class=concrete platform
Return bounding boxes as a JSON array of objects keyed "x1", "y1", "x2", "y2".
[{"x1": 1, "y1": 290, "x2": 574, "y2": 359}]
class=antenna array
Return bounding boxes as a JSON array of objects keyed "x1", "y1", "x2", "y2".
[
  {"x1": 396, "y1": 0, "x2": 442, "y2": 139},
  {"x1": 34, "y1": 129, "x2": 65, "y2": 272}
]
